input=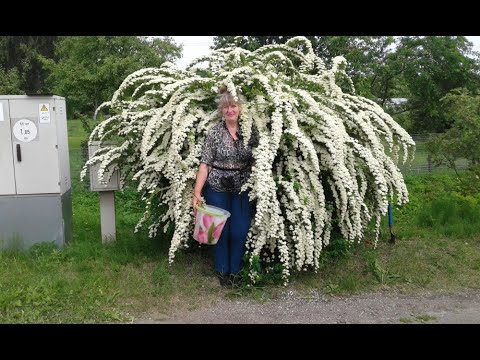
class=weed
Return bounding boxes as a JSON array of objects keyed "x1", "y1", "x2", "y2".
[{"x1": 415, "y1": 313, "x2": 437, "y2": 323}]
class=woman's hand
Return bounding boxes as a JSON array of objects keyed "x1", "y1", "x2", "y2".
[{"x1": 193, "y1": 193, "x2": 203, "y2": 214}]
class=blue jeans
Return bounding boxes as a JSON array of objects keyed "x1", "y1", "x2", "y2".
[{"x1": 204, "y1": 183, "x2": 251, "y2": 275}]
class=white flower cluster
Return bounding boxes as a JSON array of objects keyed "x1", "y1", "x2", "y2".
[{"x1": 82, "y1": 37, "x2": 415, "y2": 281}]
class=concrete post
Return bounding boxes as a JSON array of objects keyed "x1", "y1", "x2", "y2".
[{"x1": 99, "y1": 191, "x2": 116, "y2": 243}]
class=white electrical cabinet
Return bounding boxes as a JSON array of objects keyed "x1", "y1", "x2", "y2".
[{"x1": 0, "y1": 95, "x2": 72, "y2": 250}]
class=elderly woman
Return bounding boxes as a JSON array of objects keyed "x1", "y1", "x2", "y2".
[{"x1": 192, "y1": 86, "x2": 258, "y2": 286}]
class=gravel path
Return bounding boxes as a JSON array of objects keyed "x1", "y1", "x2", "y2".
[{"x1": 133, "y1": 288, "x2": 480, "y2": 324}]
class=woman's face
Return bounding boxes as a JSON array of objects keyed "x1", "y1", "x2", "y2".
[{"x1": 222, "y1": 103, "x2": 240, "y2": 123}]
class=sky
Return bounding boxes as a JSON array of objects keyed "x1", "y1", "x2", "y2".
[
  {"x1": 468, "y1": 36, "x2": 480, "y2": 53},
  {"x1": 171, "y1": 36, "x2": 480, "y2": 69},
  {"x1": 171, "y1": 36, "x2": 215, "y2": 69}
]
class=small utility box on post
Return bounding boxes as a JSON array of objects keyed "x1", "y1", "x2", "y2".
[
  {"x1": 0, "y1": 95, "x2": 72, "y2": 250},
  {"x1": 88, "y1": 141, "x2": 120, "y2": 244}
]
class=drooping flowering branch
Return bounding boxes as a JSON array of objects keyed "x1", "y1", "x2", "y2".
[{"x1": 82, "y1": 37, "x2": 415, "y2": 280}]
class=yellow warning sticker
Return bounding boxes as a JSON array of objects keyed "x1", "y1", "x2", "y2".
[{"x1": 39, "y1": 103, "x2": 51, "y2": 123}]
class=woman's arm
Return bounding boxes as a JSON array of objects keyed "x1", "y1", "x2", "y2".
[
  {"x1": 192, "y1": 163, "x2": 209, "y2": 210},
  {"x1": 194, "y1": 126, "x2": 216, "y2": 210}
]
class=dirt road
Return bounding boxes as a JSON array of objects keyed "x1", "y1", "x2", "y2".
[{"x1": 132, "y1": 288, "x2": 480, "y2": 324}]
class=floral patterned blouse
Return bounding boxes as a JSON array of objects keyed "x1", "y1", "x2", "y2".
[{"x1": 201, "y1": 120, "x2": 259, "y2": 192}]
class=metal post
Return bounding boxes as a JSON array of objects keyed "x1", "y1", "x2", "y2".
[
  {"x1": 387, "y1": 203, "x2": 396, "y2": 244},
  {"x1": 99, "y1": 191, "x2": 116, "y2": 243}
]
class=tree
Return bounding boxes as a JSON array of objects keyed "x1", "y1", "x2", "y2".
[
  {"x1": 0, "y1": 36, "x2": 58, "y2": 93},
  {"x1": 0, "y1": 36, "x2": 57, "y2": 92},
  {"x1": 426, "y1": 88, "x2": 480, "y2": 191},
  {"x1": 0, "y1": 67, "x2": 21, "y2": 94},
  {"x1": 42, "y1": 36, "x2": 182, "y2": 118},
  {"x1": 395, "y1": 36, "x2": 480, "y2": 133},
  {"x1": 83, "y1": 37, "x2": 414, "y2": 281}
]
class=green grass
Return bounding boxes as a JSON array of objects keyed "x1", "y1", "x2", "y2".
[
  {"x1": 396, "y1": 174, "x2": 480, "y2": 238},
  {"x1": 67, "y1": 119, "x2": 87, "y2": 150},
  {"x1": 1, "y1": 119, "x2": 480, "y2": 323}
]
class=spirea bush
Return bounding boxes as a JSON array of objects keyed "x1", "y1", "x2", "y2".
[{"x1": 81, "y1": 37, "x2": 415, "y2": 280}]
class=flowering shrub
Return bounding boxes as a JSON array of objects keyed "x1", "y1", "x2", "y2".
[{"x1": 81, "y1": 37, "x2": 415, "y2": 281}]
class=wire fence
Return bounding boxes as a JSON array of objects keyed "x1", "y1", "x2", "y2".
[{"x1": 397, "y1": 133, "x2": 468, "y2": 175}]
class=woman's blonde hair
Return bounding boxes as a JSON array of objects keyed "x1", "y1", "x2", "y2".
[{"x1": 215, "y1": 85, "x2": 245, "y2": 115}]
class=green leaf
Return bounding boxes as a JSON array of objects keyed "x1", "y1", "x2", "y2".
[
  {"x1": 293, "y1": 181, "x2": 301, "y2": 192},
  {"x1": 207, "y1": 222, "x2": 215, "y2": 244}
]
